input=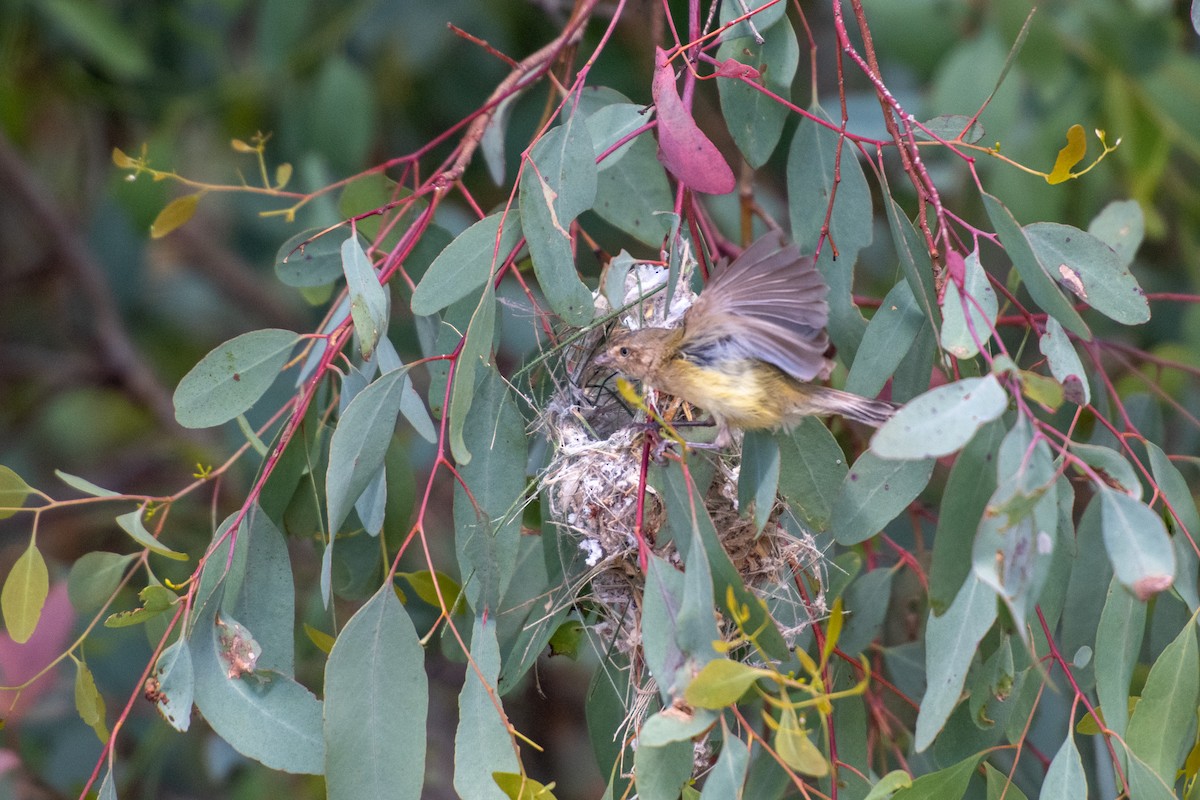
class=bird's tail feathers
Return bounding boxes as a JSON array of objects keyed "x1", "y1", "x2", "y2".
[{"x1": 806, "y1": 387, "x2": 898, "y2": 427}]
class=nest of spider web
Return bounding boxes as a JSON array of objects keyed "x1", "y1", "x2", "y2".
[{"x1": 534, "y1": 248, "x2": 829, "y2": 754}]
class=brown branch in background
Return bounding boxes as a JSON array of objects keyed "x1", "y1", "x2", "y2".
[
  {"x1": 0, "y1": 132, "x2": 179, "y2": 430},
  {"x1": 170, "y1": 224, "x2": 304, "y2": 331}
]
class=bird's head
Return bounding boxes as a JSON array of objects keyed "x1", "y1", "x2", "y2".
[{"x1": 594, "y1": 328, "x2": 678, "y2": 382}]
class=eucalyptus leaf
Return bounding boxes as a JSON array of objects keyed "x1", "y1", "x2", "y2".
[
  {"x1": 871, "y1": 375, "x2": 1008, "y2": 460},
  {"x1": 174, "y1": 329, "x2": 300, "y2": 429}
]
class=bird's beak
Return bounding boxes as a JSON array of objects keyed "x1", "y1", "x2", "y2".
[{"x1": 594, "y1": 351, "x2": 613, "y2": 367}]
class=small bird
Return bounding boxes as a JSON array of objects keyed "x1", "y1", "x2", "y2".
[{"x1": 596, "y1": 231, "x2": 896, "y2": 447}]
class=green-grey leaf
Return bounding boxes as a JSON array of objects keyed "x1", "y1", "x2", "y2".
[
  {"x1": 227, "y1": 505, "x2": 294, "y2": 675},
  {"x1": 634, "y1": 738, "x2": 694, "y2": 800},
  {"x1": 777, "y1": 417, "x2": 848, "y2": 532},
  {"x1": 719, "y1": 0, "x2": 787, "y2": 38},
  {"x1": 915, "y1": 114, "x2": 985, "y2": 144},
  {"x1": 173, "y1": 329, "x2": 300, "y2": 428},
  {"x1": 325, "y1": 367, "x2": 412, "y2": 533},
  {"x1": 740, "y1": 430, "x2": 780, "y2": 534},
  {"x1": 590, "y1": 122, "x2": 674, "y2": 247},
  {"x1": 275, "y1": 229, "x2": 351, "y2": 287},
  {"x1": 871, "y1": 376, "x2": 1008, "y2": 460},
  {"x1": 411, "y1": 212, "x2": 522, "y2": 316},
  {"x1": 153, "y1": 638, "x2": 194, "y2": 732},
  {"x1": 1038, "y1": 317, "x2": 1090, "y2": 405},
  {"x1": 1070, "y1": 442, "x2": 1140, "y2": 499},
  {"x1": 717, "y1": 16, "x2": 799, "y2": 167},
  {"x1": 454, "y1": 617, "x2": 517, "y2": 799},
  {"x1": 325, "y1": 585, "x2": 427, "y2": 798},
  {"x1": 1099, "y1": 487, "x2": 1176, "y2": 600},
  {"x1": 1094, "y1": 575, "x2": 1146, "y2": 741},
  {"x1": 914, "y1": 573, "x2": 997, "y2": 751},
  {"x1": 846, "y1": 280, "x2": 925, "y2": 397},
  {"x1": 1087, "y1": 199, "x2": 1144, "y2": 268},
  {"x1": 788, "y1": 109, "x2": 872, "y2": 361},
  {"x1": 1126, "y1": 619, "x2": 1198, "y2": 784},
  {"x1": 55, "y1": 469, "x2": 119, "y2": 499},
  {"x1": 341, "y1": 236, "x2": 389, "y2": 360},
  {"x1": 981, "y1": 193, "x2": 1090, "y2": 340},
  {"x1": 831, "y1": 451, "x2": 935, "y2": 545},
  {"x1": 190, "y1": 588, "x2": 324, "y2": 774},
  {"x1": 518, "y1": 119, "x2": 598, "y2": 326},
  {"x1": 700, "y1": 728, "x2": 749, "y2": 799},
  {"x1": 116, "y1": 508, "x2": 188, "y2": 560},
  {"x1": 1146, "y1": 441, "x2": 1200, "y2": 612},
  {"x1": 448, "y1": 287, "x2": 497, "y2": 465},
  {"x1": 1025, "y1": 222, "x2": 1150, "y2": 325},
  {"x1": 1041, "y1": 733, "x2": 1088, "y2": 799},
  {"x1": 929, "y1": 420, "x2": 1005, "y2": 613},
  {"x1": 67, "y1": 551, "x2": 137, "y2": 614}
]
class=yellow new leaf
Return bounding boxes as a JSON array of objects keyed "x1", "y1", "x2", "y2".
[
  {"x1": 275, "y1": 162, "x2": 293, "y2": 190},
  {"x1": 775, "y1": 705, "x2": 829, "y2": 777},
  {"x1": 1046, "y1": 124, "x2": 1086, "y2": 184},
  {"x1": 74, "y1": 659, "x2": 110, "y2": 742},
  {"x1": 304, "y1": 623, "x2": 336, "y2": 655},
  {"x1": 685, "y1": 658, "x2": 774, "y2": 708},
  {"x1": 0, "y1": 465, "x2": 33, "y2": 519},
  {"x1": 150, "y1": 193, "x2": 201, "y2": 239},
  {"x1": 111, "y1": 147, "x2": 138, "y2": 168},
  {"x1": 2, "y1": 540, "x2": 48, "y2": 643}
]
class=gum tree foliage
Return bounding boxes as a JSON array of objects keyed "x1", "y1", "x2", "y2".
[{"x1": 3, "y1": 1, "x2": 1200, "y2": 799}]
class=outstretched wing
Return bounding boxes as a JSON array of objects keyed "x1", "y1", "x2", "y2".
[{"x1": 680, "y1": 231, "x2": 831, "y2": 381}]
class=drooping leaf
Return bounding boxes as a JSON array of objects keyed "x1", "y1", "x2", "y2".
[
  {"x1": 54, "y1": 469, "x2": 119, "y2": 498},
  {"x1": 831, "y1": 451, "x2": 935, "y2": 545},
  {"x1": 1099, "y1": 487, "x2": 1175, "y2": 600},
  {"x1": 173, "y1": 328, "x2": 300, "y2": 429},
  {"x1": 453, "y1": 365, "x2": 527, "y2": 614},
  {"x1": 1046, "y1": 124, "x2": 1087, "y2": 184},
  {"x1": 928, "y1": 420, "x2": 1006, "y2": 613},
  {"x1": 325, "y1": 585, "x2": 427, "y2": 798},
  {"x1": 1126, "y1": 619, "x2": 1198, "y2": 784},
  {"x1": 651, "y1": 47, "x2": 735, "y2": 195},
  {"x1": 719, "y1": 0, "x2": 788, "y2": 38},
  {"x1": 777, "y1": 417, "x2": 848, "y2": 532},
  {"x1": 700, "y1": 726, "x2": 749, "y2": 799},
  {"x1": 634, "y1": 733, "x2": 693, "y2": 800},
  {"x1": 1041, "y1": 732, "x2": 1088, "y2": 799},
  {"x1": 340, "y1": 236, "x2": 389, "y2": 360},
  {"x1": 862, "y1": 771, "x2": 913, "y2": 800},
  {"x1": 153, "y1": 638, "x2": 194, "y2": 732},
  {"x1": 2, "y1": 540, "x2": 49, "y2": 643},
  {"x1": 411, "y1": 212, "x2": 522, "y2": 316},
  {"x1": 73, "y1": 658, "x2": 109, "y2": 742},
  {"x1": 1094, "y1": 575, "x2": 1146, "y2": 741},
  {"x1": 914, "y1": 573, "x2": 997, "y2": 751},
  {"x1": 775, "y1": 704, "x2": 828, "y2": 777},
  {"x1": 1025, "y1": 222, "x2": 1150, "y2": 325},
  {"x1": 518, "y1": 117, "x2": 598, "y2": 326},
  {"x1": 1146, "y1": 441, "x2": 1200, "y2": 612},
  {"x1": 739, "y1": 430, "x2": 780, "y2": 534},
  {"x1": 448, "y1": 287, "x2": 497, "y2": 465},
  {"x1": 1038, "y1": 318, "x2": 1091, "y2": 405},
  {"x1": 326, "y1": 366, "x2": 415, "y2": 534},
  {"x1": 845, "y1": 280, "x2": 925, "y2": 398}
]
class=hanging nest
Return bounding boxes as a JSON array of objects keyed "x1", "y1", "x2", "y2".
[{"x1": 534, "y1": 245, "x2": 829, "y2": 734}]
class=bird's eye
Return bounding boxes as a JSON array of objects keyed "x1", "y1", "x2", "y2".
[{"x1": 618, "y1": 346, "x2": 630, "y2": 357}]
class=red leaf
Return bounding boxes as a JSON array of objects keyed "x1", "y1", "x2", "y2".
[{"x1": 651, "y1": 48, "x2": 736, "y2": 195}]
